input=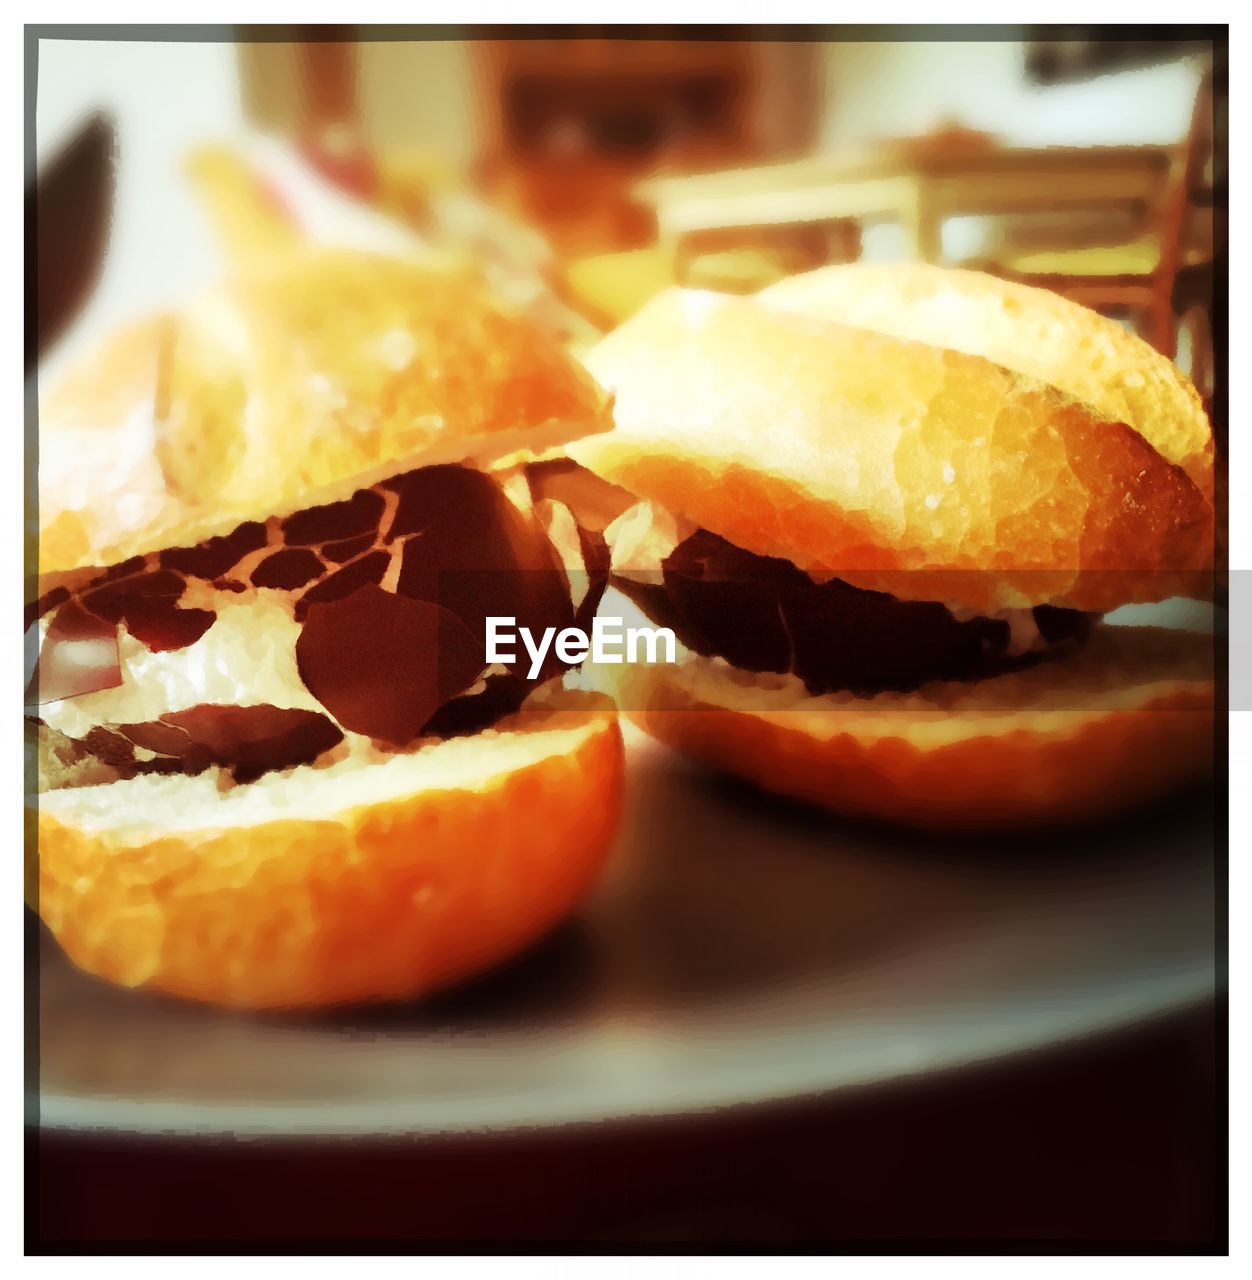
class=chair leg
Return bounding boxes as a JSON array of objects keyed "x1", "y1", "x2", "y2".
[
  {"x1": 1145, "y1": 294, "x2": 1178, "y2": 361},
  {"x1": 1180, "y1": 305, "x2": 1213, "y2": 398}
]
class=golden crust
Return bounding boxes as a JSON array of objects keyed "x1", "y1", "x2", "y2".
[
  {"x1": 32, "y1": 692, "x2": 623, "y2": 1009},
  {"x1": 572, "y1": 288, "x2": 1212, "y2": 613},
  {"x1": 36, "y1": 249, "x2": 612, "y2": 581},
  {"x1": 762, "y1": 262, "x2": 1215, "y2": 499},
  {"x1": 621, "y1": 627, "x2": 1214, "y2": 829}
]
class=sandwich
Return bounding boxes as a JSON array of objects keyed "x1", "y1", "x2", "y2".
[
  {"x1": 569, "y1": 263, "x2": 1216, "y2": 828},
  {"x1": 27, "y1": 248, "x2": 623, "y2": 1009}
]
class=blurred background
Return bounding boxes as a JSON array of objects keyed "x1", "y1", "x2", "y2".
[{"x1": 34, "y1": 27, "x2": 1223, "y2": 404}]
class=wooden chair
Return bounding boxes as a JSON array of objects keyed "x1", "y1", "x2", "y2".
[{"x1": 987, "y1": 71, "x2": 1214, "y2": 374}]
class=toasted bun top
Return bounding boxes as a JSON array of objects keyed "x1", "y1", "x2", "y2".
[
  {"x1": 36, "y1": 249, "x2": 611, "y2": 581},
  {"x1": 762, "y1": 262, "x2": 1214, "y2": 499},
  {"x1": 571, "y1": 285, "x2": 1212, "y2": 613}
]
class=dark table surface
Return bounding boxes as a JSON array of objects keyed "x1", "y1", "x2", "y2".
[{"x1": 33, "y1": 1000, "x2": 1222, "y2": 1251}]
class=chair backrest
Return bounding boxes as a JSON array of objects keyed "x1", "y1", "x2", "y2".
[{"x1": 1154, "y1": 67, "x2": 1213, "y2": 291}]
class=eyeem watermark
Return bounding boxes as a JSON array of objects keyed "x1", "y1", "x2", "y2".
[{"x1": 486, "y1": 616, "x2": 677, "y2": 680}]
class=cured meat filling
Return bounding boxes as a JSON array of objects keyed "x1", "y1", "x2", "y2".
[
  {"x1": 27, "y1": 463, "x2": 607, "y2": 786},
  {"x1": 612, "y1": 521, "x2": 1096, "y2": 695}
]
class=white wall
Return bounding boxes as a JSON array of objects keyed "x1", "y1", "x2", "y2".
[
  {"x1": 820, "y1": 41, "x2": 1203, "y2": 150},
  {"x1": 35, "y1": 38, "x2": 244, "y2": 368}
]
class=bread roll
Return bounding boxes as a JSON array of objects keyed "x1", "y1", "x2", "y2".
[
  {"x1": 35, "y1": 693, "x2": 621, "y2": 1008},
  {"x1": 620, "y1": 628, "x2": 1213, "y2": 828},
  {"x1": 572, "y1": 287, "x2": 1212, "y2": 613},
  {"x1": 38, "y1": 248, "x2": 611, "y2": 581},
  {"x1": 762, "y1": 262, "x2": 1214, "y2": 498}
]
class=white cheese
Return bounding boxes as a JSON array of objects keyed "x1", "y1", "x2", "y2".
[
  {"x1": 36, "y1": 591, "x2": 325, "y2": 741},
  {"x1": 603, "y1": 500, "x2": 696, "y2": 584}
]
